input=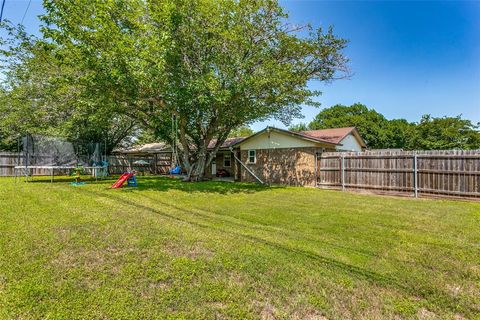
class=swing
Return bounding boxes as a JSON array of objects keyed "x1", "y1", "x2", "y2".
[{"x1": 169, "y1": 114, "x2": 182, "y2": 175}]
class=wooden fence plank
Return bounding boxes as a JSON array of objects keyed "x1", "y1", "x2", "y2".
[
  {"x1": 0, "y1": 152, "x2": 173, "y2": 176},
  {"x1": 317, "y1": 150, "x2": 480, "y2": 199}
]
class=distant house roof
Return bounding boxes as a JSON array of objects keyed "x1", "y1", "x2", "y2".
[
  {"x1": 115, "y1": 142, "x2": 171, "y2": 154},
  {"x1": 300, "y1": 127, "x2": 367, "y2": 148},
  {"x1": 208, "y1": 137, "x2": 247, "y2": 150},
  {"x1": 232, "y1": 126, "x2": 338, "y2": 148},
  {"x1": 115, "y1": 137, "x2": 247, "y2": 154}
]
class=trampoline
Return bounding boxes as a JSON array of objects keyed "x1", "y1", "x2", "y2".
[
  {"x1": 15, "y1": 134, "x2": 109, "y2": 183},
  {"x1": 14, "y1": 165, "x2": 108, "y2": 182}
]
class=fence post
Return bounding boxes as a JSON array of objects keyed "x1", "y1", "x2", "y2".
[
  {"x1": 413, "y1": 152, "x2": 418, "y2": 198},
  {"x1": 341, "y1": 155, "x2": 345, "y2": 191}
]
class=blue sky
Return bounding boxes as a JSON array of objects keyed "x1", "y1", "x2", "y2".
[{"x1": 2, "y1": 0, "x2": 480, "y2": 131}]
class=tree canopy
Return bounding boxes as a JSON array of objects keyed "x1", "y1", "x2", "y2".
[
  {"x1": 0, "y1": 21, "x2": 138, "y2": 153},
  {"x1": 228, "y1": 126, "x2": 255, "y2": 138},
  {"x1": 306, "y1": 103, "x2": 479, "y2": 150},
  {"x1": 288, "y1": 122, "x2": 308, "y2": 132},
  {"x1": 1, "y1": 0, "x2": 349, "y2": 180},
  {"x1": 308, "y1": 103, "x2": 393, "y2": 149},
  {"x1": 411, "y1": 115, "x2": 480, "y2": 150}
]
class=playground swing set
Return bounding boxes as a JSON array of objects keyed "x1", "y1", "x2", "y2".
[{"x1": 111, "y1": 115, "x2": 182, "y2": 188}]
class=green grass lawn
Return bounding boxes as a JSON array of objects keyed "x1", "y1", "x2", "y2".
[{"x1": 0, "y1": 176, "x2": 479, "y2": 319}]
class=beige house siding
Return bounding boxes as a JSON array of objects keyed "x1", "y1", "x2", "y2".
[
  {"x1": 239, "y1": 147, "x2": 325, "y2": 186},
  {"x1": 239, "y1": 131, "x2": 318, "y2": 150},
  {"x1": 336, "y1": 134, "x2": 363, "y2": 152}
]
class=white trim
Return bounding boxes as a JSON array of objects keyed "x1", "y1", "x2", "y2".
[
  {"x1": 223, "y1": 153, "x2": 231, "y2": 167},
  {"x1": 248, "y1": 150, "x2": 256, "y2": 164},
  {"x1": 211, "y1": 161, "x2": 217, "y2": 175}
]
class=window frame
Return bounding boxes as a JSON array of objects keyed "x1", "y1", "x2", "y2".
[
  {"x1": 248, "y1": 150, "x2": 256, "y2": 164},
  {"x1": 223, "y1": 153, "x2": 231, "y2": 167}
]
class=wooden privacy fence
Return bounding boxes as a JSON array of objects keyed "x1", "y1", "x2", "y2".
[
  {"x1": 0, "y1": 152, "x2": 20, "y2": 176},
  {"x1": 108, "y1": 153, "x2": 172, "y2": 175},
  {"x1": 317, "y1": 150, "x2": 480, "y2": 199},
  {"x1": 0, "y1": 152, "x2": 173, "y2": 176}
]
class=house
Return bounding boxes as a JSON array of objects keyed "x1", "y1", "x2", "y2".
[
  {"x1": 115, "y1": 126, "x2": 367, "y2": 186},
  {"x1": 229, "y1": 126, "x2": 366, "y2": 186},
  {"x1": 113, "y1": 138, "x2": 248, "y2": 177},
  {"x1": 115, "y1": 142, "x2": 171, "y2": 155},
  {"x1": 299, "y1": 127, "x2": 366, "y2": 152},
  {"x1": 229, "y1": 127, "x2": 366, "y2": 186},
  {"x1": 111, "y1": 142, "x2": 173, "y2": 174}
]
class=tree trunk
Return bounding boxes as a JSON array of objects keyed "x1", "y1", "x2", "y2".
[
  {"x1": 181, "y1": 138, "x2": 229, "y2": 182},
  {"x1": 176, "y1": 113, "x2": 230, "y2": 182},
  {"x1": 191, "y1": 148, "x2": 207, "y2": 181}
]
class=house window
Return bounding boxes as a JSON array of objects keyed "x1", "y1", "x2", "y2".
[
  {"x1": 223, "y1": 153, "x2": 231, "y2": 167},
  {"x1": 248, "y1": 150, "x2": 256, "y2": 163}
]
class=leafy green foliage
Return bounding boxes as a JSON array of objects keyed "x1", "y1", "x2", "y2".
[
  {"x1": 228, "y1": 126, "x2": 255, "y2": 138},
  {"x1": 288, "y1": 122, "x2": 309, "y2": 131},
  {"x1": 308, "y1": 103, "x2": 393, "y2": 149},
  {"x1": 308, "y1": 104, "x2": 480, "y2": 150},
  {"x1": 411, "y1": 115, "x2": 480, "y2": 150},
  {"x1": 1, "y1": 0, "x2": 349, "y2": 179},
  {"x1": 0, "y1": 129, "x2": 17, "y2": 151},
  {"x1": 0, "y1": 21, "x2": 137, "y2": 153}
]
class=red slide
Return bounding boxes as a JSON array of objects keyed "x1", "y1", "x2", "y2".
[{"x1": 111, "y1": 173, "x2": 134, "y2": 189}]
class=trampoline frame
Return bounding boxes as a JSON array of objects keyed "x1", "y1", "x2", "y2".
[{"x1": 14, "y1": 165, "x2": 108, "y2": 183}]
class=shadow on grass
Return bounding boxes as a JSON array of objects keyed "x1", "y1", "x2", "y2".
[
  {"x1": 70, "y1": 186, "x2": 474, "y2": 315},
  {"x1": 18, "y1": 175, "x2": 115, "y2": 184},
  {"x1": 137, "y1": 193, "x2": 390, "y2": 256},
  {"x1": 74, "y1": 190, "x2": 405, "y2": 291},
  {"x1": 133, "y1": 176, "x2": 276, "y2": 194},
  {"x1": 20, "y1": 175, "x2": 274, "y2": 195}
]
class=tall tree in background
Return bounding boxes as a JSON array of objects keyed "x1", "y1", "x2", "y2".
[
  {"x1": 288, "y1": 122, "x2": 308, "y2": 131},
  {"x1": 13, "y1": 0, "x2": 348, "y2": 181},
  {"x1": 410, "y1": 115, "x2": 480, "y2": 150},
  {"x1": 308, "y1": 104, "x2": 479, "y2": 150},
  {"x1": 308, "y1": 103, "x2": 391, "y2": 149},
  {"x1": 229, "y1": 126, "x2": 255, "y2": 138}
]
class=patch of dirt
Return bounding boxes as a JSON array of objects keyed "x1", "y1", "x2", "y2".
[
  {"x1": 446, "y1": 284, "x2": 462, "y2": 297},
  {"x1": 139, "y1": 280, "x2": 170, "y2": 298},
  {"x1": 291, "y1": 308, "x2": 328, "y2": 320},
  {"x1": 417, "y1": 307, "x2": 437, "y2": 319},
  {"x1": 227, "y1": 271, "x2": 247, "y2": 287},
  {"x1": 163, "y1": 242, "x2": 214, "y2": 260},
  {"x1": 50, "y1": 244, "x2": 137, "y2": 273},
  {"x1": 209, "y1": 301, "x2": 227, "y2": 309},
  {"x1": 254, "y1": 300, "x2": 277, "y2": 320}
]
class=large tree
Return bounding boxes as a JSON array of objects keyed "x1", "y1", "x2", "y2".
[
  {"x1": 0, "y1": 21, "x2": 137, "y2": 154},
  {"x1": 308, "y1": 103, "x2": 392, "y2": 149},
  {"x1": 307, "y1": 104, "x2": 479, "y2": 150},
  {"x1": 410, "y1": 115, "x2": 480, "y2": 150},
  {"x1": 18, "y1": 0, "x2": 348, "y2": 181}
]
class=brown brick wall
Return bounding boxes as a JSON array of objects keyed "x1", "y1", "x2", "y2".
[{"x1": 239, "y1": 147, "x2": 324, "y2": 186}]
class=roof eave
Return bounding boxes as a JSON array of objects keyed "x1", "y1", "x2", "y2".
[{"x1": 232, "y1": 126, "x2": 338, "y2": 148}]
